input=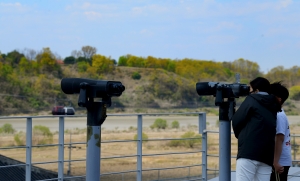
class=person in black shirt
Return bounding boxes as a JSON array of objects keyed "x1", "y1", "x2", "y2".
[{"x1": 232, "y1": 77, "x2": 281, "y2": 181}]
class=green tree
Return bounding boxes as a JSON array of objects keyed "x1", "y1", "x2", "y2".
[
  {"x1": 91, "y1": 54, "x2": 115, "y2": 74},
  {"x1": 77, "y1": 61, "x2": 89, "y2": 72},
  {"x1": 0, "y1": 62, "x2": 13, "y2": 79},
  {"x1": 36, "y1": 47, "x2": 61, "y2": 76},
  {"x1": 118, "y1": 55, "x2": 129, "y2": 66},
  {"x1": 6, "y1": 50, "x2": 25, "y2": 66},
  {"x1": 77, "y1": 56, "x2": 90, "y2": 63},
  {"x1": 18, "y1": 57, "x2": 32, "y2": 75},
  {"x1": 64, "y1": 56, "x2": 76, "y2": 64}
]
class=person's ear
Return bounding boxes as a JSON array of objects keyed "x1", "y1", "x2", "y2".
[
  {"x1": 278, "y1": 97, "x2": 282, "y2": 104},
  {"x1": 275, "y1": 96, "x2": 282, "y2": 105}
]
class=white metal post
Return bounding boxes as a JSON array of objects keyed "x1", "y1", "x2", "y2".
[
  {"x1": 58, "y1": 116, "x2": 65, "y2": 180},
  {"x1": 86, "y1": 126, "x2": 101, "y2": 181},
  {"x1": 199, "y1": 113, "x2": 207, "y2": 181},
  {"x1": 137, "y1": 115, "x2": 143, "y2": 181},
  {"x1": 26, "y1": 117, "x2": 32, "y2": 181}
]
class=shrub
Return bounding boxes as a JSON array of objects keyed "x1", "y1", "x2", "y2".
[
  {"x1": 181, "y1": 131, "x2": 201, "y2": 148},
  {"x1": 132, "y1": 72, "x2": 141, "y2": 80},
  {"x1": 134, "y1": 132, "x2": 149, "y2": 143},
  {"x1": 14, "y1": 133, "x2": 25, "y2": 146},
  {"x1": 168, "y1": 131, "x2": 201, "y2": 148},
  {"x1": 33, "y1": 125, "x2": 53, "y2": 145},
  {"x1": 168, "y1": 140, "x2": 182, "y2": 147},
  {"x1": 0, "y1": 123, "x2": 15, "y2": 134},
  {"x1": 150, "y1": 118, "x2": 168, "y2": 129},
  {"x1": 171, "y1": 120, "x2": 180, "y2": 129}
]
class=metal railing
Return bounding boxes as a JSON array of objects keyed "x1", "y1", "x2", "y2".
[
  {"x1": 0, "y1": 112, "x2": 208, "y2": 181},
  {"x1": 204, "y1": 130, "x2": 300, "y2": 179},
  {"x1": 2, "y1": 113, "x2": 299, "y2": 181}
]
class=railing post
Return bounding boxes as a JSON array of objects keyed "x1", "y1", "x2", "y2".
[
  {"x1": 137, "y1": 115, "x2": 143, "y2": 181},
  {"x1": 58, "y1": 116, "x2": 65, "y2": 180},
  {"x1": 26, "y1": 117, "x2": 32, "y2": 181},
  {"x1": 199, "y1": 113, "x2": 207, "y2": 181}
]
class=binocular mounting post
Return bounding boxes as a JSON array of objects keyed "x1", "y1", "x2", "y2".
[{"x1": 79, "y1": 83, "x2": 107, "y2": 181}]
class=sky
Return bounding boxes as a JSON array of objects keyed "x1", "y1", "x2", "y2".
[{"x1": 0, "y1": 0, "x2": 299, "y2": 73}]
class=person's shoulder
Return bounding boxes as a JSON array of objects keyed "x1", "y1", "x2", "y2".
[{"x1": 277, "y1": 109, "x2": 288, "y2": 120}]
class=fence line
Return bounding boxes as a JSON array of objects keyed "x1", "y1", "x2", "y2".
[
  {"x1": 0, "y1": 113, "x2": 207, "y2": 181},
  {"x1": 1, "y1": 113, "x2": 300, "y2": 180}
]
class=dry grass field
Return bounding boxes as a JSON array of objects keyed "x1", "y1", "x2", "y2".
[{"x1": 1, "y1": 122, "x2": 300, "y2": 181}]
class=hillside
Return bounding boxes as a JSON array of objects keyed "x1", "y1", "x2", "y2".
[
  {"x1": 0, "y1": 65, "x2": 216, "y2": 115},
  {"x1": 0, "y1": 49, "x2": 299, "y2": 116}
]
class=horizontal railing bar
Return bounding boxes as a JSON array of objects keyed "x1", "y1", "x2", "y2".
[
  {"x1": 101, "y1": 137, "x2": 203, "y2": 143},
  {"x1": 147, "y1": 137, "x2": 202, "y2": 141},
  {"x1": 102, "y1": 155, "x2": 137, "y2": 159},
  {"x1": 143, "y1": 164, "x2": 203, "y2": 171},
  {"x1": 207, "y1": 154, "x2": 219, "y2": 157},
  {"x1": 101, "y1": 140, "x2": 136, "y2": 143},
  {"x1": 64, "y1": 159, "x2": 86, "y2": 162},
  {"x1": 0, "y1": 112, "x2": 205, "y2": 119},
  {"x1": 207, "y1": 168, "x2": 219, "y2": 171},
  {"x1": 204, "y1": 130, "x2": 234, "y2": 134},
  {"x1": 143, "y1": 151, "x2": 203, "y2": 157},
  {"x1": 108, "y1": 112, "x2": 205, "y2": 116},
  {"x1": 287, "y1": 175, "x2": 300, "y2": 177},
  {"x1": 206, "y1": 154, "x2": 236, "y2": 158},
  {"x1": 65, "y1": 142, "x2": 85, "y2": 145},
  {"x1": 204, "y1": 130, "x2": 219, "y2": 133},
  {"x1": 0, "y1": 146, "x2": 27, "y2": 149},
  {"x1": 36, "y1": 178, "x2": 58, "y2": 181},
  {"x1": 32, "y1": 160, "x2": 59, "y2": 165},
  {"x1": 36, "y1": 175, "x2": 87, "y2": 181},
  {"x1": 188, "y1": 178, "x2": 204, "y2": 181},
  {"x1": 100, "y1": 170, "x2": 137, "y2": 176},
  {"x1": 0, "y1": 164, "x2": 26, "y2": 168},
  {"x1": 32, "y1": 144, "x2": 60, "y2": 147}
]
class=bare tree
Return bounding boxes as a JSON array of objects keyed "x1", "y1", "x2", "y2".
[
  {"x1": 23, "y1": 48, "x2": 37, "y2": 61},
  {"x1": 71, "y1": 50, "x2": 82, "y2": 58},
  {"x1": 81, "y1": 46, "x2": 97, "y2": 59}
]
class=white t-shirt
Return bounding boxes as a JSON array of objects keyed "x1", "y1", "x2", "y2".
[{"x1": 276, "y1": 109, "x2": 292, "y2": 166}]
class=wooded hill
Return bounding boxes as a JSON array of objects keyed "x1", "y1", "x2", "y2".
[{"x1": 0, "y1": 48, "x2": 300, "y2": 115}]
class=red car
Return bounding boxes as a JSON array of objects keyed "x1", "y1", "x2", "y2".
[{"x1": 52, "y1": 106, "x2": 65, "y2": 115}]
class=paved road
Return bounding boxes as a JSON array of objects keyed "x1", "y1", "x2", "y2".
[{"x1": 0, "y1": 114, "x2": 299, "y2": 132}]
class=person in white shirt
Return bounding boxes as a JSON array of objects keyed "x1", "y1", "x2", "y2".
[{"x1": 270, "y1": 82, "x2": 291, "y2": 181}]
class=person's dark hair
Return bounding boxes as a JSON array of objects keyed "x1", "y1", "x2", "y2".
[
  {"x1": 270, "y1": 82, "x2": 289, "y2": 104},
  {"x1": 250, "y1": 77, "x2": 270, "y2": 93}
]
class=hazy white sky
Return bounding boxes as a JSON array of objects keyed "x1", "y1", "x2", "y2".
[{"x1": 0, "y1": 0, "x2": 299, "y2": 73}]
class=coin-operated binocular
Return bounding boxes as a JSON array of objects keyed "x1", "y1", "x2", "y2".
[
  {"x1": 61, "y1": 78, "x2": 125, "y2": 181},
  {"x1": 196, "y1": 78, "x2": 249, "y2": 121},
  {"x1": 61, "y1": 78, "x2": 125, "y2": 107},
  {"x1": 196, "y1": 82, "x2": 249, "y2": 106},
  {"x1": 195, "y1": 74, "x2": 249, "y2": 181}
]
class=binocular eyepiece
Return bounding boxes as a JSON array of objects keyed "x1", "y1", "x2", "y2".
[
  {"x1": 61, "y1": 78, "x2": 125, "y2": 107},
  {"x1": 61, "y1": 78, "x2": 125, "y2": 97},
  {"x1": 196, "y1": 82, "x2": 249, "y2": 98}
]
